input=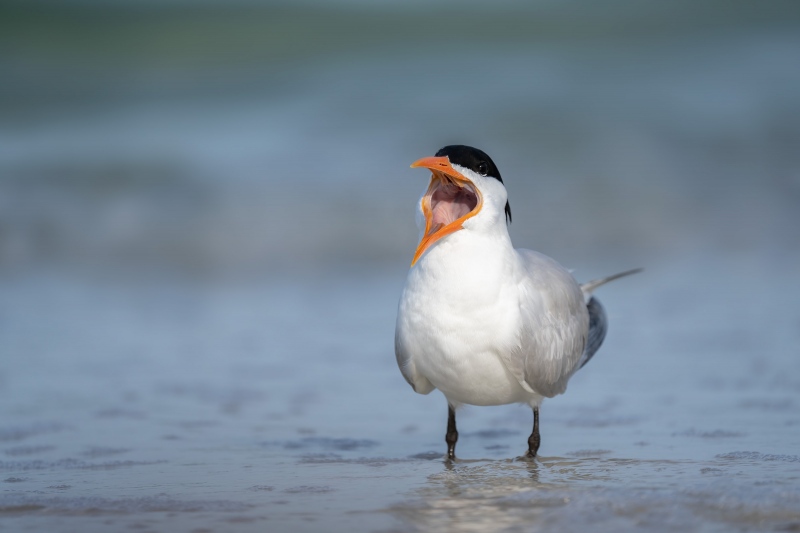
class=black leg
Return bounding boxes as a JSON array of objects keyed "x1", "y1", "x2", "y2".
[
  {"x1": 446, "y1": 404, "x2": 458, "y2": 460},
  {"x1": 527, "y1": 407, "x2": 540, "y2": 458}
]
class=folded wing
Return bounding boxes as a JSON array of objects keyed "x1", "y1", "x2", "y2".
[{"x1": 499, "y1": 249, "x2": 589, "y2": 398}]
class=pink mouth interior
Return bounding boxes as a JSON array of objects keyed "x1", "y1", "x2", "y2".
[{"x1": 428, "y1": 180, "x2": 478, "y2": 235}]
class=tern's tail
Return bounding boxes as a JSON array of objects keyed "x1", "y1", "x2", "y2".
[
  {"x1": 577, "y1": 267, "x2": 642, "y2": 369},
  {"x1": 580, "y1": 268, "x2": 643, "y2": 296}
]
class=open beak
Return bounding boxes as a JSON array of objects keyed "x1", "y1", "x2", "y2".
[{"x1": 409, "y1": 156, "x2": 483, "y2": 266}]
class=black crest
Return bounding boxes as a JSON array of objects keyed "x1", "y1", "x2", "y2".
[{"x1": 435, "y1": 145, "x2": 512, "y2": 223}]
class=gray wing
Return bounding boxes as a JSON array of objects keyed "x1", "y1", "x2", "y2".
[
  {"x1": 579, "y1": 296, "x2": 607, "y2": 369},
  {"x1": 499, "y1": 250, "x2": 589, "y2": 398}
]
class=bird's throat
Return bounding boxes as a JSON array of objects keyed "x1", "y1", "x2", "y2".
[{"x1": 430, "y1": 183, "x2": 477, "y2": 230}]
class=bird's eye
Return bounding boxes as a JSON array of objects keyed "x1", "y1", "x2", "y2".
[{"x1": 477, "y1": 162, "x2": 488, "y2": 175}]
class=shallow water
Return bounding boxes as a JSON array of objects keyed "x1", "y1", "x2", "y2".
[
  {"x1": 2, "y1": 2, "x2": 800, "y2": 531},
  {"x1": 1, "y1": 256, "x2": 799, "y2": 532}
]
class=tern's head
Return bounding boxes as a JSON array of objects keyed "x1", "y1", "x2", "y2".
[{"x1": 409, "y1": 145, "x2": 512, "y2": 266}]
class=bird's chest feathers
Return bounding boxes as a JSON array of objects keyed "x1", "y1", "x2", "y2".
[{"x1": 402, "y1": 233, "x2": 520, "y2": 354}]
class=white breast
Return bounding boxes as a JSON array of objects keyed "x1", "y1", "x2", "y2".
[{"x1": 395, "y1": 230, "x2": 539, "y2": 406}]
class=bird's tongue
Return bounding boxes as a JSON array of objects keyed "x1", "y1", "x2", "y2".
[{"x1": 428, "y1": 184, "x2": 476, "y2": 236}]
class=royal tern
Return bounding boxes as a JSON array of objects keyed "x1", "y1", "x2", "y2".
[{"x1": 395, "y1": 145, "x2": 640, "y2": 459}]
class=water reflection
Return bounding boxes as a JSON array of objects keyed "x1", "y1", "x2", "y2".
[{"x1": 391, "y1": 453, "x2": 800, "y2": 532}]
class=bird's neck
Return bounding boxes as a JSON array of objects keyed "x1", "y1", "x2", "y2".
[{"x1": 410, "y1": 227, "x2": 517, "y2": 305}]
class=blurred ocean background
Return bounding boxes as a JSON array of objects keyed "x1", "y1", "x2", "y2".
[{"x1": 1, "y1": 1, "x2": 799, "y2": 531}]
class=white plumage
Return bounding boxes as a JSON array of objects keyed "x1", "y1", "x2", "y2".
[{"x1": 395, "y1": 145, "x2": 638, "y2": 459}]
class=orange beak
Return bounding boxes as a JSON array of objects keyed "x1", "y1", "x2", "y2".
[{"x1": 409, "y1": 156, "x2": 483, "y2": 266}]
